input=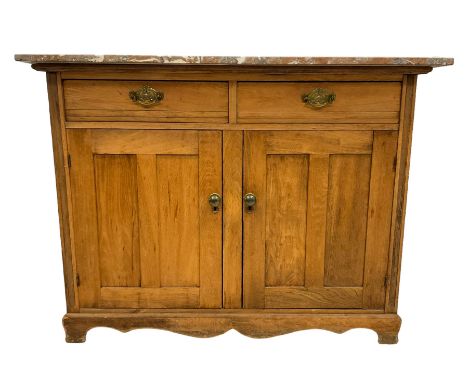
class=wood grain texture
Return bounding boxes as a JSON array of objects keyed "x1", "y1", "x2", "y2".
[
  {"x1": 67, "y1": 129, "x2": 101, "y2": 307},
  {"x1": 265, "y1": 155, "x2": 308, "y2": 286},
  {"x1": 136, "y1": 155, "x2": 160, "y2": 287},
  {"x1": 262, "y1": 130, "x2": 373, "y2": 154},
  {"x1": 238, "y1": 82, "x2": 401, "y2": 123},
  {"x1": 305, "y1": 155, "x2": 329, "y2": 287},
  {"x1": 265, "y1": 287, "x2": 363, "y2": 308},
  {"x1": 66, "y1": 121, "x2": 399, "y2": 131},
  {"x1": 95, "y1": 154, "x2": 140, "y2": 287},
  {"x1": 46, "y1": 73, "x2": 78, "y2": 312},
  {"x1": 100, "y1": 287, "x2": 199, "y2": 309},
  {"x1": 363, "y1": 131, "x2": 398, "y2": 309},
  {"x1": 324, "y1": 154, "x2": 371, "y2": 287},
  {"x1": 92, "y1": 129, "x2": 199, "y2": 155},
  {"x1": 386, "y1": 75, "x2": 418, "y2": 312},
  {"x1": 243, "y1": 132, "x2": 267, "y2": 308},
  {"x1": 64, "y1": 80, "x2": 228, "y2": 122},
  {"x1": 198, "y1": 132, "x2": 223, "y2": 308},
  {"x1": 222, "y1": 131, "x2": 243, "y2": 308},
  {"x1": 157, "y1": 155, "x2": 200, "y2": 287},
  {"x1": 62, "y1": 312, "x2": 401, "y2": 344}
]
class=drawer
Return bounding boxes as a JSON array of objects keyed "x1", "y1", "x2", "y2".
[
  {"x1": 237, "y1": 82, "x2": 402, "y2": 124},
  {"x1": 63, "y1": 80, "x2": 229, "y2": 122}
]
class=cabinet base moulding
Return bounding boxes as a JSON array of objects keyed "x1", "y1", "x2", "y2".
[{"x1": 63, "y1": 312, "x2": 401, "y2": 344}]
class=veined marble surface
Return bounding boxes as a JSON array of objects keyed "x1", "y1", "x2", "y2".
[{"x1": 14, "y1": 55, "x2": 454, "y2": 67}]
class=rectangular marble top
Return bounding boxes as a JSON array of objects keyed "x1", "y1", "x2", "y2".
[{"x1": 15, "y1": 55, "x2": 454, "y2": 67}]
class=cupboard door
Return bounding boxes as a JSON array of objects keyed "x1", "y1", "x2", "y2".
[
  {"x1": 243, "y1": 131, "x2": 397, "y2": 309},
  {"x1": 68, "y1": 130, "x2": 222, "y2": 309}
]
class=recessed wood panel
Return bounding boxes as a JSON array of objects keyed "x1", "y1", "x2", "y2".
[
  {"x1": 157, "y1": 155, "x2": 200, "y2": 287},
  {"x1": 265, "y1": 155, "x2": 308, "y2": 287},
  {"x1": 95, "y1": 154, "x2": 140, "y2": 287},
  {"x1": 324, "y1": 154, "x2": 371, "y2": 287}
]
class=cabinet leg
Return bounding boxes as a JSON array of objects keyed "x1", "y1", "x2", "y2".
[
  {"x1": 377, "y1": 332, "x2": 399, "y2": 344},
  {"x1": 63, "y1": 315, "x2": 88, "y2": 343}
]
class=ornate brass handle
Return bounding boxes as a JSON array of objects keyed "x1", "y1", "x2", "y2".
[
  {"x1": 129, "y1": 84, "x2": 164, "y2": 107},
  {"x1": 208, "y1": 193, "x2": 222, "y2": 213},
  {"x1": 244, "y1": 193, "x2": 257, "y2": 213},
  {"x1": 302, "y1": 88, "x2": 336, "y2": 108}
]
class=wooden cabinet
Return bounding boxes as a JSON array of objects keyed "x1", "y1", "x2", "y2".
[{"x1": 16, "y1": 54, "x2": 453, "y2": 344}]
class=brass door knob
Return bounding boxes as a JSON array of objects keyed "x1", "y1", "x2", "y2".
[
  {"x1": 208, "y1": 193, "x2": 222, "y2": 213},
  {"x1": 244, "y1": 193, "x2": 257, "y2": 213}
]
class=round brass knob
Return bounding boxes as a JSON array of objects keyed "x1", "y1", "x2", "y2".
[
  {"x1": 244, "y1": 193, "x2": 257, "y2": 213},
  {"x1": 208, "y1": 193, "x2": 222, "y2": 213}
]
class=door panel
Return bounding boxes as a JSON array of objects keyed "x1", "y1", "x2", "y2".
[
  {"x1": 265, "y1": 155, "x2": 308, "y2": 287},
  {"x1": 243, "y1": 131, "x2": 397, "y2": 309},
  {"x1": 68, "y1": 129, "x2": 222, "y2": 309},
  {"x1": 324, "y1": 154, "x2": 371, "y2": 287}
]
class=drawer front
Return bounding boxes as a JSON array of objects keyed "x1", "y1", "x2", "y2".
[
  {"x1": 64, "y1": 80, "x2": 229, "y2": 122},
  {"x1": 237, "y1": 82, "x2": 401, "y2": 124}
]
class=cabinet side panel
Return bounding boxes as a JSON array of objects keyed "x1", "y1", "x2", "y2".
[
  {"x1": 363, "y1": 131, "x2": 398, "y2": 309},
  {"x1": 46, "y1": 72, "x2": 78, "y2": 312},
  {"x1": 324, "y1": 154, "x2": 371, "y2": 286},
  {"x1": 386, "y1": 75, "x2": 418, "y2": 312}
]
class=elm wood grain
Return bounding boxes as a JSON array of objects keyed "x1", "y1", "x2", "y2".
[
  {"x1": 100, "y1": 287, "x2": 199, "y2": 309},
  {"x1": 243, "y1": 132, "x2": 267, "y2": 308},
  {"x1": 79, "y1": 308, "x2": 385, "y2": 314},
  {"x1": 198, "y1": 132, "x2": 223, "y2": 308},
  {"x1": 363, "y1": 131, "x2": 398, "y2": 309},
  {"x1": 265, "y1": 155, "x2": 308, "y2": 287},
  {"x1": 46, "y1": 73, "x2": 78, "y2": 312},
  {"x1": 237, "y1": 82, "x2": 402, "y2": 124},
  {"x1": 67, "y1": 130, "x2": 101, "y2": 307},
  {"x1": 136, "y1": 155, "x2": 160, "y2": 287},
  {"x1": 324, "y1": 154, "x2": 371, "y2": 287},
  {"x1": 64, "y1": 80, "x2": 228, "y2": 123},
  {"x1": 62, "y1": 312, "x2": 401, "y2": 344},
  {"x1": 91, "y1": 129, "x2": 199, "y2": 154},
  {"x1": 264, "y1": 287, "x2": 363, "y2": 309},
  {"x1": 305, "y1": 155, "x2": 329, "y2": 287},
  {"x1": 95, "y1": 155, "x2": 140, "y2": 287},
  {"x1": 222, "y1": 130, "x2": 243, "y2": 308},
  {"x1": 157, "y1": 155, "x2": 200, "y2": 287},
  {"x1": 386, "y1": 75, "x2": 417, "y2": 312},
  {"x1": 65, "y1": 121, "x2": 399, "y2": 131}
]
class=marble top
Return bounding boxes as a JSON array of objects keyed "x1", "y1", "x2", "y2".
[{"x1": 15, "y1": 55, "x2": 454, "y2": 67}]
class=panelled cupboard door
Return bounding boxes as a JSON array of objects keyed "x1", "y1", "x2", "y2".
[
  {"x1": 243, "y1": 130, "x2": 398, "y2": 310},
  {"x1": 67, "y1": 129, "x2": 222, "y2": 309}
]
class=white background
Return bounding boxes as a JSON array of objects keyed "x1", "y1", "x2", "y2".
[{"x1": 1, "y1": 0, "x2": 466, "y2": 381}]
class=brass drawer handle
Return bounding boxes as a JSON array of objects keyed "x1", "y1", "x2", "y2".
[
  {"x1": 129, "y1": 84, "x2": 164, "y2": 107},
  {"x1": 208, "y1": 193, "x2": 222, "y2": 213},
  {"x1": 302, "y1": 88, "x2": 336, "y2": 108},
  {"x1": 244, "y1": 193, "x2": 257, "y2": 213}
]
